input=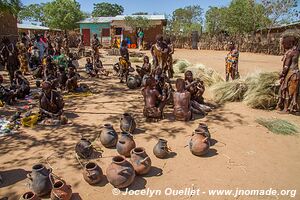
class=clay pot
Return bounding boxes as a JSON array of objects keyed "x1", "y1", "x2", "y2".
[
  {"x1": 27, "y1": 164, "x2": 53, "y2": 197},
  {"x1": 100, "y1": 124, "x2": 118, "y2": 148},
  {"x1": 189, "y1": 131, "x2": 210, "y2": 156},
  {"x1": 120, "y1": 113, "x2": 136, "y2": 134},
  {"x1": 130, "y1": 147, "x2": 152, "y2": 175},
  {"x1": 19, "y1": 191, "x2": 40, "y2": 200},
  {"x1": 75, "y1": 138, "x2": 93, "y2": 159},
  {"x1": 50, "y1": 180, "x2": 72, "y2": 200},
  {"x1": 106, "y1": 156, "x2": 135, "y2": 188},
  {"x1": 83, "y1": 162, "x2": 103, "y2": 185},
  {"x1": 153, "y1": 139, "x2": 170, "y2": 159},
  {"x1": 127, "y1": 75, "x2": 139, "y2": 89},
  {"x1": 116, "y1": 132, "x2": 136, "y2": 157},
  {"x1": 195, "y1": 123, "x2": 211, "y2": 139}
]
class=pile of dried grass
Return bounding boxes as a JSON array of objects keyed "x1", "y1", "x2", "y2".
[
  {"x1": 173, "y1": 60, "x2": 224, "y2": 86},
  {"x1": 256, "y1": 118, "x2": 298, "y2": 135},
  {"x1": 211, "y1": 80, "x2": 247, "y2": 104},
  {"x1": 173, "y1": 59, "x2": 191, "y2": 73},
  {"x1": 244, "y1": 72, "x2": 279, "y2": 109}
]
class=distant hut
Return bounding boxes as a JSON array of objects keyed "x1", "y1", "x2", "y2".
[{"x1": 0, "y1": 11, "x2": 18, "y2": 42}]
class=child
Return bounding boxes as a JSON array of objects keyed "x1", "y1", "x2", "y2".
[
  {"x1": 94, "y1": 54, "x2": 108, "y2": 76},
  {"x1": 136, "y1": 55, "x2": 151, "y2": 78},
  {"x1": 85, "y1": 57, "x2": 97, "y2": 77}
]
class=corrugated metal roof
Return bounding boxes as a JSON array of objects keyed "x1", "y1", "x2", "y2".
[
  {"x1": 77, "y1": 17, "x2": 114, "y2": 24},
  {"x1": 17, "y1": 23, "x2": 49, "y2": 30},
  {"x1": 113, "y1": 15, "x2": 166, "y2": 21},
  {"x1": 77, "y1": 15, "x2": 166, "y2": 24}
]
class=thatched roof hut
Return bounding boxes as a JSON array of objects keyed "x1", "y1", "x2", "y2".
[{"x1": 0, "y1": 11, "x2": 18, "y2": 42}]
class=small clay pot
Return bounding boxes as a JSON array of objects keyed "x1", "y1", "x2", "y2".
[
  {"x1": 195, "y1": 123, "x2": 210, "y2": 139},
  {"x1": 83, "y1": 162, "x2": 103, "y2": 185},
  {"x1": 153, "y1": 139, "x2": 170, "y2": 159},
  {"x1": 50, "y1": 180, "x2": 72, "y2": 200},
  {"x1": 27, "y1": 164, "x2": 53, "y2": 197},
  {"x1": 116, "y1": 132, "x2": 136, "y2": 157},
  {"x1": 120, "y1": 113, "x2": 136, "y2": 134},
  {"x1": 130, "y1": 147, "x2": 152, "y2": 175},
  {"x1": 106, "y1": 156, "x2": 135, "y2": 189},
  {"x1": 100, "y1": 124, "x2": 118, "y2": 148},
  {"x1": 19, "y1": 191, "x2": 40, "y2": 200},
  {"x1": 189, "y1": 131, "x2": 210, "y2": 156},
  {"x1": 75, "y1": 138, "x2": 93, "y2": 159}
]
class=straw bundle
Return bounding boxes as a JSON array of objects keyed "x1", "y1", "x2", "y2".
[
  {"x1": 244, "y1": 72, "x2": 279, "y2": 109},
  {"x1": 211, "y1": 80, "x2": 247, "y2": 104},
  {"x1": 256, "y1": 118, "x2": 298, "y2": 135}
]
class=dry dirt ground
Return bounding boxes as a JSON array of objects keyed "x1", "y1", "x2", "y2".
[{"x1": 0, "y1": 49, "x2": 299, "y2": 200}]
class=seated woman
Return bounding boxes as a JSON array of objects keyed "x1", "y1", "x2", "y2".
[
  {"x1": 85, "y1": 57, "x2": 97, "y2": 77},
  {"x1": 39, "y1": 81, "x2": 64, "y2": 119},
  {"x1": 66, "y1": 66, "x2": 79, "y2": 92},
  {"x1": 10, "y1": 70, "x2": 30, "y2": 99},
  {"x1": 142, "y1": 76, "x2": 166, "y2": 121},
  {"x1": 0, "y1": 75, "x2": 15, "y2": 105},
  {"x1": 173, "y1": 78, "x2": 192, "y2": 121},
  {"x1": 136, "y1": 56, "x2": 151, "y2": 78},
  {"x1": 94, "y1": 54, "x2": 108, "y2": 76},
  {"x1": 44, "y1": 56, "x2": 58, "y2": 89},
  {"x1": 184, "y1": 70, "x2": 212, "y2": 115}
]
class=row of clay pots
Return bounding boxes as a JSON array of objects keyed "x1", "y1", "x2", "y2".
[
  {"x1": 82, "y1": 147, "x2": 152, "y2": 189},
  {"x1": 75, "y1": 113, "x2": 136, "y2": 159},
  {"x1": 100, "y1": 123, "x2": 171, "y2": 159},
  {"x1": 22, "y1": 164, "x2": 72, "y2": 200}
]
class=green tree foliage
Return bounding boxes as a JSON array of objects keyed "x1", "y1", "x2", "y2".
[
  {"x1": 43, "y1": 0, "x2": 84, "y2": 30},
  {"x1": 169, "y1": 5, "x2": 203, "y2": 37},
  {"x1": 18, "y1": 4, "x2": 45, "y2": 23},
  {"x1": 125, "y1": 16, "x2": 151, "y2": 30},
  {"x1": 205, "y1": 0, "x2": 271, "y2": 35},
  {"x1": 262, "y1": 0, "x2": 299, "y2": 26},
  {"x1": 92, "y1": 2, "x2": 124, "y2": 17},
  {"x1": 0, "y1": 0, "x2": 22, "y2": 16},
  {"x1": 205, "y1": 6, "x2": 226, "y2": 36}
]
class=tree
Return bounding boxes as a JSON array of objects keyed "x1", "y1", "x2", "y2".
[
  {"x1": 223, "y1": 0, "x2": 269, "y2": 35},
  {"x1": 43, "y1": 0, "x2": 84, "y2": 30},
  {"x1": 132, "y1": 12, "x2": 148, "y2": 15},
  {"x1": 205, "y1": 6, "x2": 227, "y2": 36},
  {"x1": 125, "y1": 16, "x2": 151, "y2": 30},
  {"x1": 262, "y1": 0, "x2": 299, "y2": 26},
  {"x1": 18, "y1": 4, "x2": 45, "y2": 24},
  {"x1": 169, "y1": 5, "x2": 203, "y2": 37},
  {"x1": 0, "y1": 0, "x2": 23, "y2": 16},
  {"x1": 92, "y1": 2, "x2": 124, "y2": 17}
]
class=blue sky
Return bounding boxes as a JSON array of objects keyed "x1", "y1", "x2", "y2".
[{"x1": 21, "y1": 0, "x2": 232, "y2": 15}]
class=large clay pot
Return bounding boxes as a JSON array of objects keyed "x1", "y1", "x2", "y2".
[
  {"x1": 127, "y1": 75, "x2": 139, "y2": 89},
  {"x1": 27, "y1": 164, "x2": 53, "y2": 197},
  {"x1": 189, "y1": 130, "x2": 210, "y2": 156},
  {"x1": 75, "y1": 138, "x2": 93, "y2": 159},
  {"x1": 50, "y1": 179, "x2": 72, "y2": 200},
  {"x1": 130, "y1": 147, "x2": 152, "y2": 175},
  {"x1": 19, "y1": 191, "x2": 40, "y2": 200},
  {"x1": 83, "y1": 162, "x2": 103, "y2": 185},
  {"x1": 116, "y1": 132, "x2": 136, "y2": 157},
  {"x1": 106, "y1": 156, "x2": 135, "y2": 188},
  {"x1": 120, "y1": 113, "x2": 136, "y2": 134},
  {"x1": 153, "y1": 139, "x2": 170, "y2": 159},
  {"x1": 195, "y1": 123, "x2": 211, "y2": 139},
  {"x1": 100, "y1": 124, "x2": 118, "y2": 148}
]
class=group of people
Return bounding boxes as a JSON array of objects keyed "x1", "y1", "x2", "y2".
[{"x1": 0, "y1": 32, "x2": 78, "y2": 123}]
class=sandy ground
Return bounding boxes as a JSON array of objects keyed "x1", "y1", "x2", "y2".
[{"x1": 0, "y1": 49, "x2": 299, "y2": 200}]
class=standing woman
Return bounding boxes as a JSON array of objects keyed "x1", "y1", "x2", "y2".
[
  {"x1": 0, "y1": 37, "x2": 20, "y2": 83},
  {"x1": 276, "y1": 31, "x2": 300, "y2": 114},
  {"x1": 137, "y1": 28, "x2": 144, "y2": 51}
]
